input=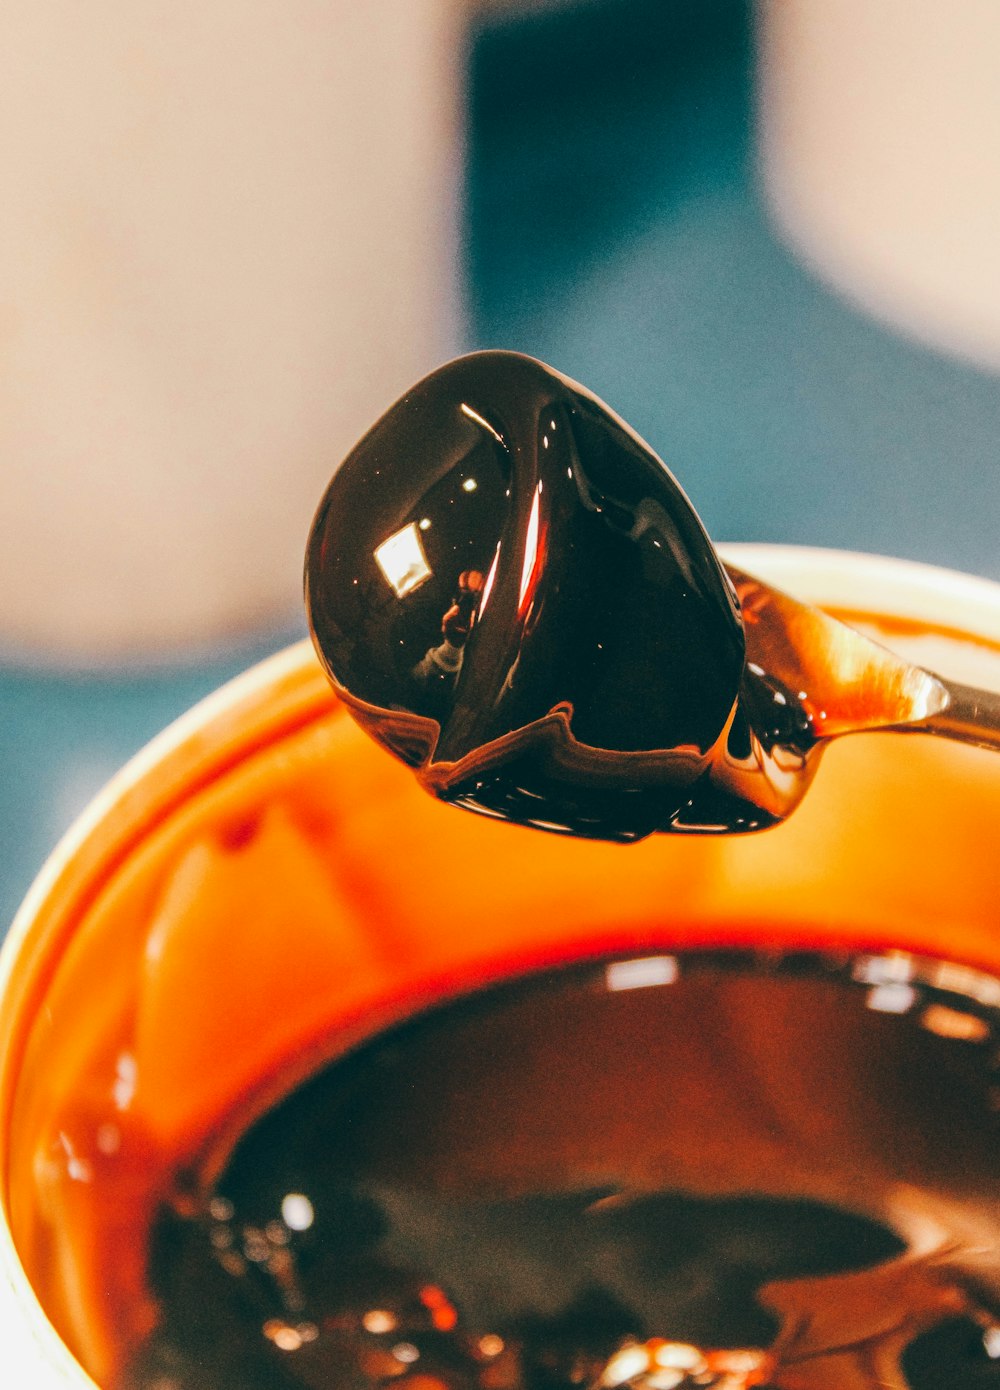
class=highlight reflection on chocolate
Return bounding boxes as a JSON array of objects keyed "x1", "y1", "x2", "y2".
[
  {"x1": 305, "y1": 352, "x2": 981, "y2": 841},
  {"x1": 125, "y1": 953, "x2": 1000, "y2": 1390},
  {"x1": 305, "y1": 352, "x2": 746, "y2": 840}
]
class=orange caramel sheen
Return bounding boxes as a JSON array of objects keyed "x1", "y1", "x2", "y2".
[{"x1": 2, "y1": 605, "x2": 1000, "y2": 1387}]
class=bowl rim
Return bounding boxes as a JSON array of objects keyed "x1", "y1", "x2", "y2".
[{"x1": 3, "y1": 543, "x2": 1000, "y2": 1387}]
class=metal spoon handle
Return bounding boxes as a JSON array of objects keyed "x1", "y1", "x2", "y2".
[{"x1": 915, "y1": 678, "x2": 1000, "y2": 753}]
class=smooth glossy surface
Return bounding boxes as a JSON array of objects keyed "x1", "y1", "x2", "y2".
[
  {"x1": 307, "y1": 355, "x2": 1000, "y2": 841},
  {"x1": 307, "y1": 353, "x2": 744, "y2": 841},
  {"x1": 124, "y1": 952, "x2": 1000, "y2": 1390}
]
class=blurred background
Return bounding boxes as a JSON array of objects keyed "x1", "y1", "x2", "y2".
[{"x1": 3, "y1": 0, "x2": 1000, "y2": 930}]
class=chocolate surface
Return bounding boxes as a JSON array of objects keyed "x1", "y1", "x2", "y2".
[{"x1": 306, "y1": 352, "x2": 744, "y2": 840}]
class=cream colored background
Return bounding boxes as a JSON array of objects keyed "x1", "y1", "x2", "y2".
[
  {"x1": 0, "y1": 1, "x2": 462, "y2": 660},
  {"x1": 5, "y1": 0, "x2": 1000, "y2": 662},
  {"x1": 758, "y1": 0, "x2": 1000, "y2": 374}
]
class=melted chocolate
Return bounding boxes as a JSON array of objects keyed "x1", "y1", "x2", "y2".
[
  {"x1": 306, "y1": 352, "x2": 1000, "y2": 839},
  {"x1": 306, "y1": 352, "x2": 745, "y2": 841},
  {"x1": 121, "y1": 953, "x2": 1000, "y2": 1390}
]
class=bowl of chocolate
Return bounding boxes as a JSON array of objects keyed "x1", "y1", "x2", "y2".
[{"x1": 3, "y1": 357, "x2": 1000, "y2": 1390}]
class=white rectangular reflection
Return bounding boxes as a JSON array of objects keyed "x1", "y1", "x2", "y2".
[
  {"x1": 865, "y1": 982, "x2": 918, "y2": 1015},
  {"x1": 852, "y1": 953, "x2": 915, "y2": 986},
  {"x1": 605, "y1": 956, "x2": 679, "y2": 993},
  {"x1": 374, "y1": 522, "x2": 432, "y2": 598}
]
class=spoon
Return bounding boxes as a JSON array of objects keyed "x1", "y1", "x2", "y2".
[{"x1": 305, "y1": 351, "x2": 1000, "y2": 841}]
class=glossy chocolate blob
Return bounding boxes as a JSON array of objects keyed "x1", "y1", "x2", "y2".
[{"x1": 306, "y1": 353, "x2": 744, "y2": 840}]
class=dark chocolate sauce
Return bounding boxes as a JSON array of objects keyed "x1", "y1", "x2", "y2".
[
  {"x1": 306, "y1": 350, "x2": 1000, "y2": 837},
  {"x1": 122, "y1": 953, "x2": 1000, "y2": 1390},
  {"x1": 305, "y1": 352, "x2": 746, "y2": 841}
]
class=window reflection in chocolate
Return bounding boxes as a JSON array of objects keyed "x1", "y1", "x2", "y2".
[{"x1": 307, "y1": 395, "x2": 510, "y2": 727}]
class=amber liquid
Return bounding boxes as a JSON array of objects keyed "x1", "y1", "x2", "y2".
[{"x1": 117, "y1": 951, "x2": 1000, "y2": 1390}]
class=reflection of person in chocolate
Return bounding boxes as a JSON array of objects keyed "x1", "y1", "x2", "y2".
[{"x1": 411, "y1": 569, "x2": 485, "y2": 686}]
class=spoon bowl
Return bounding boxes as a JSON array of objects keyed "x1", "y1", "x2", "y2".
[{"x1": 306, "y1": 352, "x2": 1000, "y2": 840}]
